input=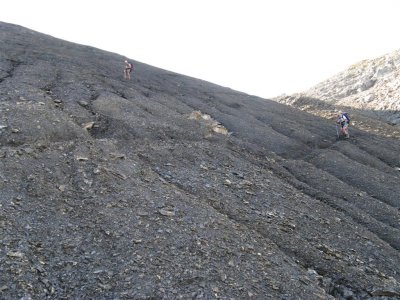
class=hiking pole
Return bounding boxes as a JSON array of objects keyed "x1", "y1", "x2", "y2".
[{"x1": 336, "y1": 124, "x2": 339, "y2": 139}]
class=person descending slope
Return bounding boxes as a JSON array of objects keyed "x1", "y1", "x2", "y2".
[
  {"x1": 124, "y1": 60, "x2": 134, "y2": 80},
  {"x1": 336, "y1": 111, "x2": 350, "y2": 139}
]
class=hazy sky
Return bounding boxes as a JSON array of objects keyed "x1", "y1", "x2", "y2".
[{"x1": 1, "y1": 0, "x2": 400, "y2": 98}]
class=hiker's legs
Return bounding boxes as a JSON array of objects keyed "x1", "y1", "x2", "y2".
[
  {"x1": 343, "y1": 123, "x2": 349, "y2": 138},
  {"x1": 124, "y1": 69, "x2": 131, "y2": 80}
]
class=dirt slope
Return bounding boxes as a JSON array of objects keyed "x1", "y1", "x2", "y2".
[{"x1": 0, "y1": 22, "x2": 399, "y2": 299}]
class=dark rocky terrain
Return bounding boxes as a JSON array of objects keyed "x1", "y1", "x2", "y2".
[{"x1": 0, "y1": 22, "x2": 399, "y2": 299}]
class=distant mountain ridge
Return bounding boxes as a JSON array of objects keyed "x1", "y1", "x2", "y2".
[{"x1": 275, "y1": 49, "x2": 400, "y2": 137}]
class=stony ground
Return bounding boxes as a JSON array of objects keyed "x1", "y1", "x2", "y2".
[{"x1": 0, "y1": 22, "x2": 399, "y2": 299}]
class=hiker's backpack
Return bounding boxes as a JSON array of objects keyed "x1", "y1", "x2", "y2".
[{"x1": 342, "y1": 112, "x2": 350, "y2": 124}]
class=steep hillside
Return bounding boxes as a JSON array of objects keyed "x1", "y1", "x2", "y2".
[
  {"x1": 274, "y1": 50, "x2": 400, "y2": 139},
  {"x1": 1, "y1": 22, "x2": 399, "y2": 299}
]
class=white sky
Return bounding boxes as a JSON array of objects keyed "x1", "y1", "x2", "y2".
[{"x1": 1, "y1": 0, "x2": 400, "y2": 98}]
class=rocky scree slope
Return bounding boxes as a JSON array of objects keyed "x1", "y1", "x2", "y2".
[
  {"x1": 274, "y1": 49, "x2": 400, "y2": 138},
  {"x1": 0, "y1": 22, "x2": 399, "y2": 299}
]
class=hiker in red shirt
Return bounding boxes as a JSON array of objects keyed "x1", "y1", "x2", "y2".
[{"x1": 124, "y1": 60, "x2": 134, "y2": 80}]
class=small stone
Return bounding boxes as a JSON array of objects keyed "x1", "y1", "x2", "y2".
[
  {"x1": 35, "y1": 265, "x2": 45, "y2": 274},
  {"x1": 371, "y1": 289, "x2": 400, "y2": 297},
  {"x1": 0, "y1": 285, "x2": 8, "y2": 292},
  {"x1": 98, "y1": 283, "x2": 112, "y2": 290},
  {"x1": 159, "y1": 208, "x2": 175, "y2": 216},
  {"x1": 342, "y1": 288, "x2": 354, "y2": 298},
  {"x1": 23, "y1": 147, "x2": 34, "y2": 154},
  {"x1": 241, "y1": 180, "x2": 253, "y2": 186},
  {"x1": 7, "y1": 251, "x2": 24, "y2": 258},
  {"x1": 82, "y1": 122, "x2": 95, "y2": 130},
  {"x1": 245, "y1": 190, "x2": 256, "y2": 195},
  {"x1": 158, "y1": 177, "x2": 168, "y2": 184},
  {"x1": 232, "y1": 171, "x2": 244, "y2": 179},
  {"x1": 76, "y1": 156, "x2": 89, "y2": 161},
  {"x1": 78, "y1": 101, "x2": 89, "y2": 107},
  {"x1": 212, "y1": 125, "x2": 229, "y2": 135},
  {"x1": 224, "y1": 179, "x2": 232, "y2": 186},
  {"x1": 110, "y1": 153, "x2": 126, "y2": 160},
  {"x1": 137, "y1": 211, "x2": 149, "y2": 216}
]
